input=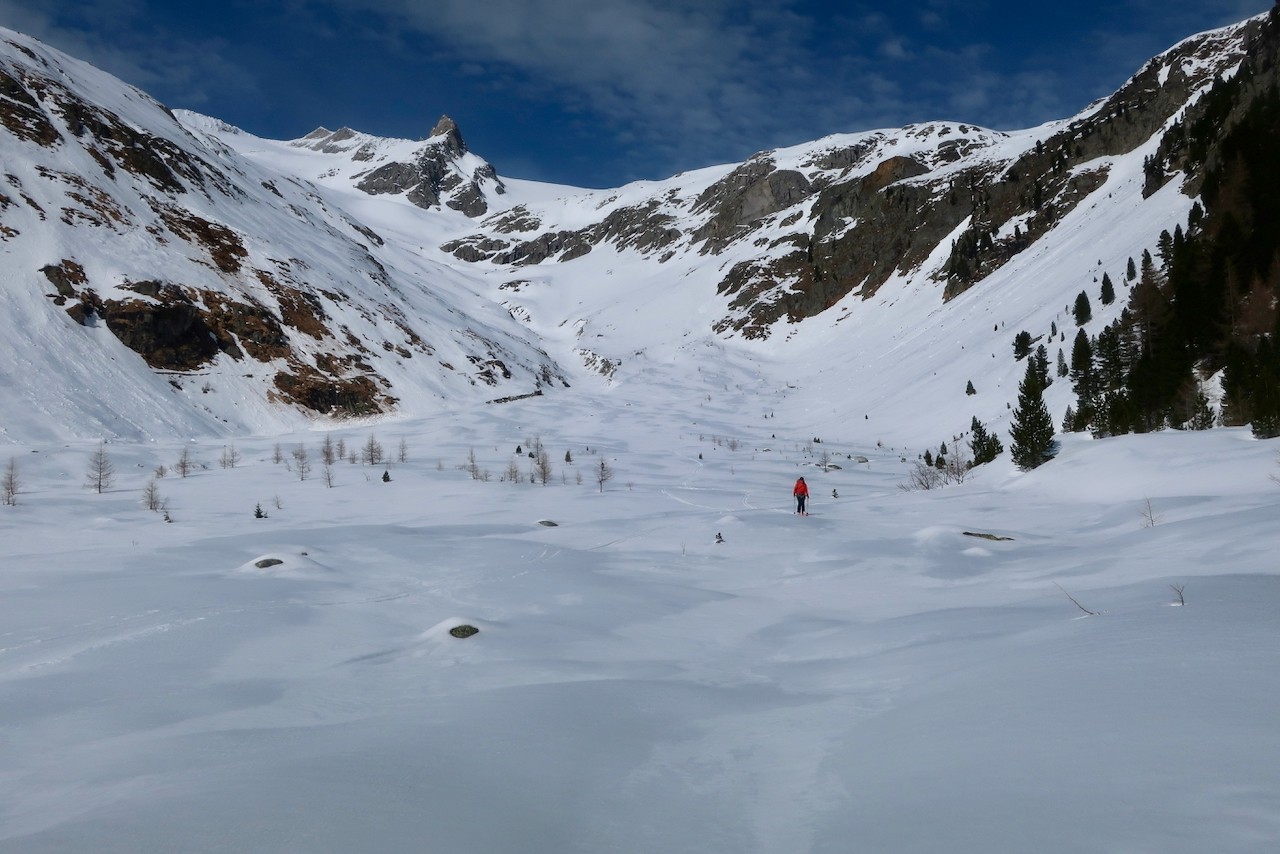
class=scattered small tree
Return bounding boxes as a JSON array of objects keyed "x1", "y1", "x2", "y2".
[
  {"x1": 535, "y1": 448, "x2": 553, "y2": 485},
  {"x1": 965, "y1": 380, "x2": 976, "y2": 395},
  {"x1": 322, "y1": 462, "x2": 336, "y2": 488},
  {"x1": 86, "y1": 442, "x2": 115, "y2": 493},
  {"x1": 397, "y1": 437, "x2": 409, "y2": 463},
  {"x1": 321, "y1": 433, "x2": 338, "y2": 466},
  {"x1": 254, "y1": 502, "x2": 267, "y2": 519},
  {"x1": 291, "y1": 444, "x2": 311, "y2": 481},
  {"x1": 2, "y1": 457, "x2": 19, "y2": 506},
  {"x1": 564, "y1": 450, "x2": 573, "y2": 464},
  {"x1": 466, "y1": 448, "x2": 482, "y2": 480},
  {"x1": 272, "y1": 443, "x2": 284, "y2": 465},
  {"x1": 595, "y1": 458, "x2": 614, "y2": 492},
  {"x1": 219, "y1": 444, "x2": 241, "y2": 469},
  {"x1": 142, "y1": 478, "x2": 164, "y2": 511},
  {"x1": 362, "y1": 434, "x2": 384, "y2": 466},
  {"x1": 175, "y1": 446, "x2": 194, "y2": 478},
  {"x1": 505, "y1": 457, "x2": 524, "y2": 484}
]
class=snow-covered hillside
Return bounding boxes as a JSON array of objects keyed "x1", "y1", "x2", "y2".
[{"x1": 0, "y1": 27, "x2": 564, "y2": 444}]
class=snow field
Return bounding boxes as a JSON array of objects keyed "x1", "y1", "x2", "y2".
[{"x1": 1, "y1": 393, "x2": 1277, "y2": 853}]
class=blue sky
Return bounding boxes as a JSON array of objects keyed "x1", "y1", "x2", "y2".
[{"x1": 0, "y1": 0, "x2": 1269, "y2": 187}]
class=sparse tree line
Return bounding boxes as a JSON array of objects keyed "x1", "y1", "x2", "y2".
[
  {"x1": 900, "y1": 416, "x2": 1005, "y2": 490},
  {"x1": 466, "y1": 435, "x2": 615, "y2": 491},
  {"x1": 0, "y1": 431, "x2": 412, "y2": 517}
]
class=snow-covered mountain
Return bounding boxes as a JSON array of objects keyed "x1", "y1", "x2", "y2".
[
  {"x1": 0, "y1": 12, "x2": 1272, "y2": 447},
  {"x1": 0, "y1": 30, "x2": 564, "y2": 443}
]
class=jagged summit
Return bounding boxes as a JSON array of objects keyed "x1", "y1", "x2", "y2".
[
  {"x1": 274, "y1": 114, "x2": 501, "y2": 215},
  {"x1": 429, "y1": 114, "x2": 466, "y2": 156}
]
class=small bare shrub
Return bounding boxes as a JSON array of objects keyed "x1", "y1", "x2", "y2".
[
  {"x1": 175, "y1": 446, "x2": 194, "y2": 478},
  {"x1": 2, "y1": 457, "x2": 19, "y2": 506},
  {"x1": 291, "y1": 444, "x2": 311, "y2": 481},
  {"x1": 899, "y1": 460, "x2": 943, "y2": 491},
  {"x1": 142, "y1": 478, "x2": 164, "y2": 511},
  {"x1": 219, "y1": 445, "x2": 241, "y2": 469},
  {"x1": 1140, "y1": 497, "x2": 1161, "y2": 528},
  {"x1": 535, "y1": 449, "x2": 553, "y2": 485},
  {"x1": 595, "y1": 458, "x2": 614, "y2": 492}
]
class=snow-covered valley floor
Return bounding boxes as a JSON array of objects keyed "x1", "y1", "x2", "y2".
[{"x1": 1, "y1": 389, "x2": 1278, "y2": 853}]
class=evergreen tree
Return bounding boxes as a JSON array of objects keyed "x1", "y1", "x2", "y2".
[
  {"x1": 966, "y1": 380, "x2": 976, "y2": 395},
  {"x1": 1056, "y1": 348, "x2": 1068, "y2": 378},
  {"x1": 1100, "y1": 272, "x2": 1115, "y2": 305},
  {"x1": 1009, "y1": 359, "x2": 1057, "y2": 470},
  {"x1": 1031, "y1": 344, "x2": 1052, "y2": 389},
  {"x1": 1069, "y1": 330, "x2": 1095, "y2": 396},
  {"x1": 1126, "y1": 256, "x2": 1137, "y2": 281},
  {"x1": 968, "y1": 417, "x2": 1003, "y2": 466},
  {"x1": 1073, "y1": 291, "x2": 1093, "y2": 326},
  {"x1": 1012, "y1": 330, "x2": 1033, "y2": 360}
]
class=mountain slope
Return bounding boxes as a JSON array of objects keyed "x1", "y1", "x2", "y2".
[{"x1": 0, "y1": 28, "x2": 565, "y2": 443}]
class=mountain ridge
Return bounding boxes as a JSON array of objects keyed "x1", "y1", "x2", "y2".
[{"x1": 0, "y1": 12, "x2": 1274, "y2": 448}]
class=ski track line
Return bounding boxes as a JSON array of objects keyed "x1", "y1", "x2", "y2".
[{"x1": 0, "y1": 590, "x2": 419, "y2": 678}]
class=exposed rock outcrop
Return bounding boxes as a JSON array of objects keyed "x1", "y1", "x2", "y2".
[{"x1": 353, "y1": 115, "x2": 504, "y2": 216}]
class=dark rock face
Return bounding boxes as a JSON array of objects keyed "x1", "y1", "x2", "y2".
[
  {"x1": 692, "y1": 157, "x2": 813, "y2": 253},
  {"x1": 101, "y1": 288, "x2": 225, "y2": 370},
  {"x1": 0, "y1": 67, "x2": 61, "y2": 146},
  {"x1": 40, "y1": 259, "x2": 86, "y2": 297}
]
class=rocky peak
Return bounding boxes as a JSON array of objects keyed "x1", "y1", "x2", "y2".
[
  {"x1": 354, "y1": 113, "x2": 502, "y2": 216},
  {"x1": 429, "y1": 115, "x2": 466, "y2": 157}
]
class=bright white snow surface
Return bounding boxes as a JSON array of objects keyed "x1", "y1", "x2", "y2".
[{"x1": 1, "y1": 394, "x2": 1278, "y2": 853}]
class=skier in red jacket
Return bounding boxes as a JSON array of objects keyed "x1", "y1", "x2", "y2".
[{"x1": 793, "y1": 476, "x2": 809, "y2": 515}]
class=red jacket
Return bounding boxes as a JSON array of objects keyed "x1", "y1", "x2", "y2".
[{"x1": 793, "y1": 479, "x2": 809, "y2": 497}]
